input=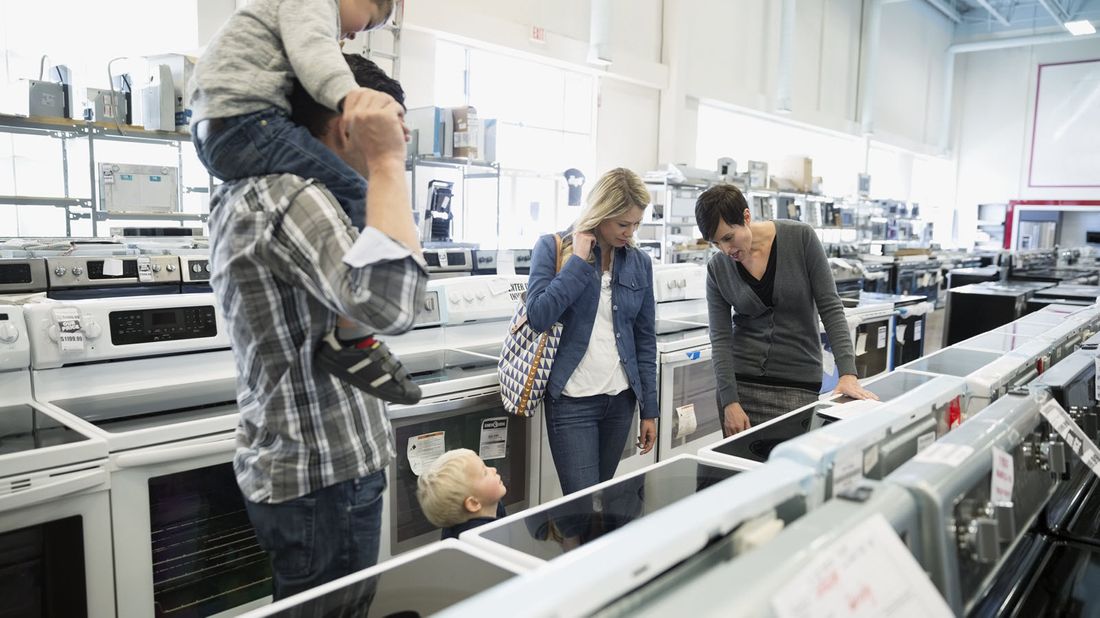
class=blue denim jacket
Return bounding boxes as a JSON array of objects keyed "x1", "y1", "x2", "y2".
[{"x1": 525, "y1": 234, "x2": 658, "y2": 419}]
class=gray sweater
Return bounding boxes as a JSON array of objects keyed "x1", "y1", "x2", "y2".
[
  {"x1": 188, "y1": 0, "x2": 358, "y2": 124},
  {"x1": 706, "y1": 219, "x2": 857, "y2": 407}
]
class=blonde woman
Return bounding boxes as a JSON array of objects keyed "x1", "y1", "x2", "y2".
[{"x1": 525, "y1": 168, "x2": 658, "y2": 495}]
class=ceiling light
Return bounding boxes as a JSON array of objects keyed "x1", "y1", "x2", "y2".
[{"x1": 1064, "y1": 20, "x2": 1096, "y2": 36}]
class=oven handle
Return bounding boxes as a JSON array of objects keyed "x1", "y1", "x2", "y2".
[
  {"x1": 0, "y1": 468, "x2": 108, "y2": 511},
  {"x1": 113, "y1": 437, "x2": 236, "y2": 468}
]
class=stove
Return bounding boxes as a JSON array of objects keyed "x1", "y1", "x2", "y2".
[
  {"x1": 944, "y1": 281, "x2": 1055, "y2": 346},
  {"x1": 846, "y1": 291, "x2": 934, "y2": 367},
  {"x1": 23, "y1": 294, "x2": 272, "y2": 617},
  {"x1": 820, "y1": 302, "x2": 894, "y2": 393},
  {"x1": 238, "y1": 540, "x2": 523, "y2": 618},
  {"x1": 695, "y1": 400, "x2": 837, "y2": 471},
  {"x1": 0, "y1": 304, "x2": 114, "y2": 617},
  {"x1": 437, "y1": 458, "x2": 821, "y2": 618},
  {"x1": 461, "y1": 455, "x2": 740, "y2": 570}
]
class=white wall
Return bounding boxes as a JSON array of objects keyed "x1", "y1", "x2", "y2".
[{"x1": 953, "y1": 37, "x2": 1100, "y2": 248}]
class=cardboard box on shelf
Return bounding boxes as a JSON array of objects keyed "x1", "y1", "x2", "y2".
[
  {"x1": 451, "y1": 106, "x2": 479, "y2": 159},
  {"x1": 772, "y1": 156, "x2": 813, "y2": 192},
  {"x1": 748, "y1": 160, "x2": 768, "y2": 189}
]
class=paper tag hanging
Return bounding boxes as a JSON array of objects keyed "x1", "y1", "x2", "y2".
[
  {"x1": 675, "y1": 403, "x2": 698, "y2": 439},
  {"x1": 991, "y1": 446, "x2": 1014, "y2": 504},
  {"x1": 52, "y1": 308, "x2": 85, "y2": 352},
  {"x1": 136, "y1": 256, "x2": 153, "y2": 282},
  {"x1": 406, "y1": 431, "x2": 446, "y2": 476},
  {"x1": 479, "y1": 417, "x2": 508, "y2": 460}
]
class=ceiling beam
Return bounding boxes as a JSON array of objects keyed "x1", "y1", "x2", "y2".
[
  {"x1": 972, "y1": 0, "x2": 1011, "y2": 25},
  {"x1": 923, "y1": 0, "x2": 963, "y2": 23},
  {"x1": 1036, "y1": 0, "x2": 1071, "y2": 23}
]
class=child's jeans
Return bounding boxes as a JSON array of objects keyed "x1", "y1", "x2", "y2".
[{"x1": 193, "y1": 108, "x2": 368, "y2": 229}]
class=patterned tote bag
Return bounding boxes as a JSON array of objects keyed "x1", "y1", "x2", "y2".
[{"x1": 499, "y1": 234, "x2": 564, "y2": 417}]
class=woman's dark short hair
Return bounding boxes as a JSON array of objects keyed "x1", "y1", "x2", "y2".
[{"x1": 695, "y1": 184, "x2": 749, "y2": 242}]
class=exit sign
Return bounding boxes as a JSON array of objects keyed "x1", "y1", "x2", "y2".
[{"x1": 530, "y1": 25, "x2": 546, "y2": 43}]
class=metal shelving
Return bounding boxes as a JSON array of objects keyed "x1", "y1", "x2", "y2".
[
  {"x1": 406, "y1": 153, "x2": 501, "y2": 245},
  {"x1": 0, "y1": 113, "x2": 213, "y2": 237}
]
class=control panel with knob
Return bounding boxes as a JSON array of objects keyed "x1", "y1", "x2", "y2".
[{"x1": 0, "y1": 307, "x2": 31, "y2": 371}]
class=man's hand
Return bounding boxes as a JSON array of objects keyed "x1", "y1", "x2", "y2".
[
  {"x1": 342, "y1": 87, "x2": 406, "y2": 171},
  {"x1": 637, "y1": 418, "x2": 657, "y2": 455},
  {"x1": 722, "y1": 402, "x2": 751, "y2": 437}
]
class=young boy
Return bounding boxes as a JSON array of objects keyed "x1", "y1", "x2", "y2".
[
  {"x1": 417, "y1": 449, "x2": 508, "y2": 539},
  {"x1": 188, "y1": 0, "x2": 421, "y2": 405}
]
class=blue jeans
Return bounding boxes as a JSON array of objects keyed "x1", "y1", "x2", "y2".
[
  {"x1": 244, "y1": 470, "x2": 387, "y2": 601},
  {"x1": 193, "y1": 108, "x2": 368, "y2": 229},
  {"x1": 545, "y1": 390, "x2": 637, "y2": 495}
]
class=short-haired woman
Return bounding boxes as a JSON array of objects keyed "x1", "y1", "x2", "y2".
[
  {"x1": 524, "y1": 168, "x2": 658, "y2": 495},
  {"x1": 695, "y1": 184, "x2": 878, "y2": 437}
]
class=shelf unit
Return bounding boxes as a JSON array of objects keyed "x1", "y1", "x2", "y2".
[
  {"x1": 0, "y1": 113, "x2": 213, "y2": 237},
  {"x1": 406, "y1": 154, "x2": 500, "y2": 246},
  {"x1": 643, "y1": 178, "x2": 714, "y2": 264}
]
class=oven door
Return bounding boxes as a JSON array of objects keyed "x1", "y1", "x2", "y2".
[
  {"x1": 109, "y1": 434, "x2": 272, "y2": 618},
  {"x1": 658, "y1": 347, "x2": 721, "y2": 461},
  {"x1": 852, "y1": 314, "x2": 893, "y2": 379},
  {"x1": 384, "y1": 389, "x2": 538, "y2": 559},
  {"x1": 0, "y1": 462, "x2": 114, "y2": 618}
]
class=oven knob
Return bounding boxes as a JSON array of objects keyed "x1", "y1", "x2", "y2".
[
  {"x1": 46, "y1": 323, "x2": 59, "y2": 342},
  {"x1": 152, "y1": 264, "x2": 162, "y2": 273},
  {"x1": 192, "y1": 263, "x2": 203, "y2": 273},
  {"x1": 54, "y1": 266, "x2": 66, "y2": 277},
  {"x1": 0, "y1": 322, "x2": 17, "y2": 343},
  {"x1": 71, "y1": 266, "x2": 84, "y2": 276},
  {"x1": 83, "y1": 318, "x2": 102, "y2": 340},
  {"x1": 166, "y1": 263, "x2": 176, "y2": 272},
  {"x1": 203, "y1": 263, "x2": 210, "y2": 273}
]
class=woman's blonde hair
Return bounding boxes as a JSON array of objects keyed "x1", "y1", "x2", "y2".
[
  {"x1": 416, "y1": 448, "x2": 478, "y2": 528},
  {"x1": 561, "y1": 167, "x2": 650, "y2": 263}
]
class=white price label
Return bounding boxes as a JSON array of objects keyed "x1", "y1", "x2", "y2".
[
  {"x1": 496, "y1": 250, "x2": 516, "y2": 277},
  {"x1": 877, "y1": 325, "x2": 887, "y2": 349},
  {"x1": 102, "y1": 258, "x2": 124, "y2": 276},
  {"x1": 914, "y1": 321, "x2": 923, "y2": 341},
  {"x1": 771, "y1": 514, "x2": 953, "y2": 618},
  {"x1": 479, "y1": 417, "x2": 508, "y2": 461},
  {"x1": 917, "y1": 431, "x2": 936, "y2": 453},
  {"x1": 991, "y1": 446, "x2": 1014, "y2": 505},
  {"x1": 406, "y1": 431, "x2": 446, "y2": 476},
  {"x1": 913, "y1": 442, "x2": 974, "y2": 466},
  {"x1": 52, "y1": 308, "x2": 84, "y2": 351},
  {"x1": 675, "y1": 403, "x2": 698, "y2": 440},
  {"x1": 832, "y1": 447, "x2": 863, "y2": 494}
]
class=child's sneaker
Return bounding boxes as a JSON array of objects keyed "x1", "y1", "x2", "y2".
[{"x1": 317, "y1": 331, "x2": 422, "y2": 405}]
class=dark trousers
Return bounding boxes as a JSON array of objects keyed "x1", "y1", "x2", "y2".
[
  {"x1": 244, "y1": 470, "x2": 387, "y2": 601},
  {"x1": 545, "y1": 390, "x2": 637, "y2": 495}
]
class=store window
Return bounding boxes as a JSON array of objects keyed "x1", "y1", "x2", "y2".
[{"x1": 433, "y1": 41, "x2": 597, "y2": 250}]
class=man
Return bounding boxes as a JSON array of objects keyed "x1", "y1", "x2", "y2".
[{"x1": 207, "y1": 55, "x2": 425, "y2": 600}]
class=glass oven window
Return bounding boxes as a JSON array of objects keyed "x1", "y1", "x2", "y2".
[
  {"x1": 148, "y1": 463, "x2": 271, "y2": 617},
  {"x1": 392, "y1": 399, "x2": 528, "y2": 550},
  {"x1": 0, "y1": 516, "x2": 88, "y2": 617},
  {"x1": 669, "y1": 362, "x2": 720, "y2": 447}
]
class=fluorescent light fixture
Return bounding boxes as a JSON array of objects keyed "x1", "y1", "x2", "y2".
[{"x1": 1064, "y1": 20, "x2": 1096, "y2": 36}]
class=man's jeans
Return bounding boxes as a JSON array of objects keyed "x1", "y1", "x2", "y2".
[
  {"x1": 244, "y1": 470, "x2": 387, "y2": 601},
  {"x1": 544, "y1": 390, "x2": 637, "y2": 495},
  {"x1": 192, "y1": 108, "x2": 368, "y2": 229}
]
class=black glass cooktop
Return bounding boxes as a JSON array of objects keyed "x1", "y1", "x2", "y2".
[
  {"x1": 401, "y1": 349, "x2": 499, "y2": 385},
  {"x1": 264, "y1": 546, "x2": 516, "y2": 617},
  {"x1": 709, "y1": 403, "x2": 837, "y2": 462},
  {"x1": 0, "y1": 405, "x2": 89, "y2": 456},
  {"x1": 474, "y1": 458, "x2": 738, "y2": 561}
]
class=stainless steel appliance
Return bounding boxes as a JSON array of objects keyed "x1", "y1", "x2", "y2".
[
  {"x1": 0, "y1": 304, "x2": 115, "y2": 617},
  {"x1": 1027, "y1": 284, "x2": 1100, "y2": 312},
  {"x1": 859, "y1": 257, "x2": 894, "y2": 294},
  {"x1": 828, "y1": 257, "x2": 864, "y2": 299},
  {"x1": 0, "y1": 257, "x2": 48, "y2": 297},
  {"x1": 436, "y1": 459, "x2": 822, "y2": 618},
  {"x1": 894, "y1": 256, "x2": 942, "y2": 303},
  {"x1": 944, "y1": 281, "x2": 1054, "y2": 345},
  {"x1": 384, "y1": 275, "x2": 540, "y2": 557},
  {"x1": 237, "y1": 540, "x2": 523, "y2": 618},
  {"x1": 24, "y1": 294, "x2": 272, "y2": 618},
  {"x1": 820, "y1": 302, "x2": 894, "y2": 393},
  {"x1": 46, "y1": 254, "x2": 182, "y2": 299},
  {"x1": 652, "y1": 264, "x2": 716, "y2": 461},
  {"x1": 899, "y1": 344, "x2": 1044, "y2": 418},
  {"x1": 594, "y1": 482, "x2": 928, "y2": 617},
  {"x1": 461, "y1": 455, "x2": 740, "y2": 570},
  {"x1": 772, "y1": 374, "x2": 969, "y2": 498},
  {"x1": 422, "y1": 247, "x2": 474, "y2": 280},
  {"x1": 948, "y1": 265, "x2": 1001, "y2": 288},
  {"x1": 887, "y1": 392, "x2": 1066, "y2": 614}
]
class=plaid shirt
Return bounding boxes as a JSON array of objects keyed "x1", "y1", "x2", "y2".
[{"x1": 208, "y1": 174, "x2": 427, "y2": 504}]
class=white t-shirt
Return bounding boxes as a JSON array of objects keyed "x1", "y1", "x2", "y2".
[{"x1": 563, "y1": 270, "x2": 631, "y2": 397}]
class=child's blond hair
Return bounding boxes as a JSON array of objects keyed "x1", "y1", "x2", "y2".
[{"x1": 417, "y1": 448, "x2": 478, "y2": 528}]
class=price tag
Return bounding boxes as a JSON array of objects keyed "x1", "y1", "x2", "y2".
[
  {"x1": 1039, "y1": 397, "x2": 1100, "y2": 478},
  {"x1": 913, "y1": 442, "x2": 974, "y2": 466},
  {"x1": 832, "y1": 447, "x2": 863, "y2": 494},
  {"x1": 406, "y1": 431, "x2": 446, "y2": 476},
  {"x1": 102, "y1": 258, "x2": 124, "y2": 276},
  {"x1": 914, "y1": 320, "x2": 923, "y2": 341},
  {"x1": 496, "y1": 250, "x2": 516, "y2": 277},
  {"x1": 917, "y1": 431, "x2": 936, "y2": 453},
  {"x1": 52, "y1": 308, "x2": 84, "y2": 352},
  {"x1": 136, "y1": 256, "x2": 153, "y2": 283},
  {"x1": 991, "y1": 446, "x2": 1014, "y2": 504},
  {"x1": 675, "y1": 403, "x2": 697, "y2": 439},
  {"x1": 771, "y1": 514, "x2": 952, "y2": 618},
  {"x1": 479, "y1": 418, "x2": 508, "y2": 461},
  {"x1": 877, "y1": 325, "x2": 887, "y2": 349}
]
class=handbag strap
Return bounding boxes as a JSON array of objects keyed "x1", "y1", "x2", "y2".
[{"x1": 554, "y1": 233, "x2": 563, "y2": 273}]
